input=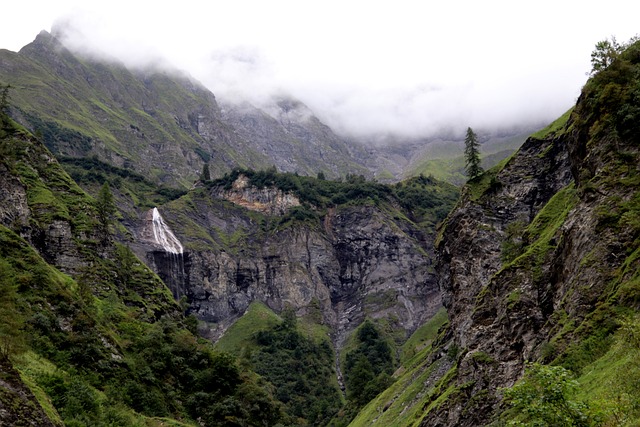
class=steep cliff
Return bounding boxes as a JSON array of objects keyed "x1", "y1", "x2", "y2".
[
  {"x1": 130, "y1": 172, "x2": 458, "y2": 351},
  {"x1": 349, "y1": 39, "x2": 640, "y2": 426},
  {"x1": 220, "y1": 97, "x2": 373, "y2": 179}
]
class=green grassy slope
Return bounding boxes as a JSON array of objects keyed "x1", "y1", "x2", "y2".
[{"x1": 0, "y1": 31, "x2": 271, "y2": 188}]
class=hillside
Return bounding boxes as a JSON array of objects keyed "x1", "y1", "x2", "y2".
[
  {"x1": 0, "y1": 109, "x2": 287, "y2": 426},
  {"x1": 0, "y1": 30, "x2": 370, "y2": 187},
  {"x1": 350, "y1": 38, "x2": 640, "y2": 426}
]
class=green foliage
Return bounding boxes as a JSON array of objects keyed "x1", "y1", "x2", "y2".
[
  {"x1": 530, "y1": 108, "x2": 573, "y2": 140},
  {"x1": 214, "y1": 302, "x2": 281, "y2": 355},
  {"x1": 577, "y1": 37, "x2": 640, "y2": 146},
  {"x1": 0, "y1": 83, "x2": 9, "y2": 116},
  {"x1": 211, "y1": 167, "x2": 458, "y2": 235},
  {"x1": 25, "y1": 114, "x2": 93, "y2": 154},
  {"x1": 95, "y1": 182, "x2": 117, "y2": 240},
  {"x1": 400, "y1": 307, "x2": 448, "y2": 364},
  {"x1": 249, "y1": 314, "x2": 342, "y2": 425},
  {"x1": 501, "y1": 185, "x2": 578, "y2": 277},
  {"x1": 59, "y1": 156, "x2": 187, "y2": 213},
  {"x1": 200, "y1": 162, "x2": 211, "y2": 182},
  {"x1": 501, "y1": 220, "x2": 527, "y2": 263},
  {"x1": 502, "y1": 363, "x2": 599, "y2": 427},
  {"x1": 344, "y1": 321, "x2": 395, "y2": 408},
  {"x1": 0, "y1": 259, "x2": 26, "y2": 360},
  {"x1": 590, "y1": 37, "x2": 623, "y2": 76},
  {"x1": 0, "y1": 131, "x2": 284, "y2": 426},
  {"x1": 572, "y1": 314, "x2": 640, "y2": 426},
  {"x1": 464, "y1": 127, "x2": 483, "y2": 179}
]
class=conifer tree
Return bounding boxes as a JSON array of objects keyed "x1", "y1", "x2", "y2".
[
  {"x1": 0, "y1": 84, "x2": 10, "y2": 133},
  {"x1": 201, "y1": 162, "x2": 211, "y2": 182},
  {"x1": 0, "y1": 84, "x2": 10, "y2": 115},
  {"x1": 96, "y1": 182, "x2": 117, "y2": 240},
  {"x1": 464, "y1": 127, "x2": 483, "y2": 179}
]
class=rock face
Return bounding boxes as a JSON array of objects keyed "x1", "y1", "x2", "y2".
[
  {"x1": 0, "y1": 358, "x2": 60, "y2": 427},
  {"x1": 428, "y1": 133, "x2": 574, "y2": 425},
  {"x1": 132, "y1": 182, "x2": 441, "y2": 349},
  {"x1": 219, "y1": 98, "x2": 373, "y2": 180},
  {"x1": 426, "y1": 43, "x2": 640, "y2": 425},
  {"x1": 212, "y1": 174, "x2": 301, "y2": 215}
]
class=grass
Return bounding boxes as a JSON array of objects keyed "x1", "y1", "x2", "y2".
[
  {"x1": 465, "y1": 155, "x2": 512, "y2": 201},
  {"x1": 573, "y1": 315, "x2": 640, "y2": 425},
  {"x1": 14, "y1": 352, "x2": 65, "y2": 426},
  {"x1": 348, "y1": 357, "x2": 457, "y2": 427},
  {"x1": 400, "y1": 307, "x2": 448, "y2": 365},
  {"x1": 501, "y1": 183, "x2": 578, "y2": 274},
  {"x1": 530, "y1": 108, "x2": 573, "y2": 140},
  {"x1": 213, "y1": 301, "x2": 281, "y2": 355}
]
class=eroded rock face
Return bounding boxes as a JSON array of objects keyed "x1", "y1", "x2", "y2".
[
  {"x1": 429, "y1": 107, "x2": 639, "y2": 424},
  {"x1": 212, "y1": 175, "x2": 301, "y2": 216},
  {"x1": 133, "y1": 185, "x2": 440, "y2": 348},
  {"x1": 428, "y1": 135, "x2": 573, "y2": 425},
  {"x1": 0, "y1": 358, "x2": 60, "y2": 427},
  {"x1": 0, "y1": 163, "x2": 31, "y2": 234}
]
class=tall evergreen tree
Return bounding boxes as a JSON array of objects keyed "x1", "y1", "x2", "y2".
[
  {"x1": 464, "y1": 127, "x2": 483, "y2": 179},
  {"x1": 201, "y1": 162, "x2": 211, "y2": 182},
  {"x1": 96, "y1": 182, "x2": 117, "y2": 241},
  {"x1": 0, "y1": 84, "x2": 10, "y2": 116}
]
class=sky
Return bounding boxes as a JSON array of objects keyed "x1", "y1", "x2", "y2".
[{"x1": 1, "y1": 1, "x2": 639, "y2": 139}]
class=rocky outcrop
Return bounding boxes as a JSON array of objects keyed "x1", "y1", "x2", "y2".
[
  {"x1": 427, "y1": 42, "x2": 640, "y2": 426},
  {"x1": 131, "y1": 183, "x2": 442, "y2": 350},
  {"x1": 427, "y1": 132, "x2": 573, "y2": 425},
  {"x1": 219, "y1": 98, "x2": 372, "y2": 180},
  {"x1": 212, "y1": 175, "x2": 301, "y2": 215},
  {"x1": 0, "y1": 358, "x2": 61, "y2": 427}
]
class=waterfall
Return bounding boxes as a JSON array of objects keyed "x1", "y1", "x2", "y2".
[
  {"x1": 152, "y1": 207, "x2": 183, "y2": 254},
  {"x1": 150, "y1": 207, "x2": 187, "y2": 301}
]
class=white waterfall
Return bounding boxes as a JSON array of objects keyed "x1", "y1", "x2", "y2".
[{"x1": 151, "y1": 207, "x2": 184, "y2": 254}]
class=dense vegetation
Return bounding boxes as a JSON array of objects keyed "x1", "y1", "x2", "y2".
[
  {"x1": 60, "y1": 156, "x2": 187, "y2": 213},
  {"x1": 249, "y1": 310, "x2": 343, "y2": 426},
  {"x1": 210, "y1": 167, "x2": 458, "y2": 233},
  {"x1": 0, "y1": 113, "x2": 286, "y2": 426},
  {"x1": 325, "y1": 320, "x2": 397, "y2": 426}
]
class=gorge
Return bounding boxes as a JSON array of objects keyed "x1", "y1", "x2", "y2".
[{"x1": 0, "y1": 29, "x2": 639, "y2": 427}]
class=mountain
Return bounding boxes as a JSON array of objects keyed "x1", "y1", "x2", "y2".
[
  {"x1": 1, "y1": 52, "x2": 461, "y2": 424},
  {"x1": 0, "y1": 112, "x2": 287, "y2": 425},
  {"x1": 0, "y1": 30, "x2": 370, "y2": 187},
  {"x1": 358, "y1": 128, "x2": 536, "y2": 185},
  {"x1": 4, "y1": 27, "x2": 638, "y2": 427},
  {"x1": 350, "y1": 38, "x2": 640, "y2": 426},
  {"x1": 219, "y1": 97, "x2": 373, "y2": 179}
]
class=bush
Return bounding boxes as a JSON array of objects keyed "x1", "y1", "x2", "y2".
[{"x1": 502, "y1": 363, "x2": 599, "y2": 426}]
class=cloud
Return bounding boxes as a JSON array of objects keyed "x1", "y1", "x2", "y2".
[{"x1": 4, "y1": 0, "x2": 640, "y2": 140}]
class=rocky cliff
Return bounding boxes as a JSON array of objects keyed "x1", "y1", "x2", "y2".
[
  {"x1": 348, "y1": 39, "x2": 640, "y2": 427},
  {"x1": 430, "y1": 43, "x2": 640, "y2": 425},
  {"x1": 0, "y1": 105, "x2": 288, "y2": 426},
  {"x1": 129, "y1": 174, "x2": 457, "y2": 351}
]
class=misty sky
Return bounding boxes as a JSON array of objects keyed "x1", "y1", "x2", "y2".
[{"x1": 2, "y1": 1, "x2": 639, "y2": 139}]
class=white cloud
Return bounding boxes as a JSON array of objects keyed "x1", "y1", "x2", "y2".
[{"x1": 2, "y1": 0, "x2": 639, "y2": 138}]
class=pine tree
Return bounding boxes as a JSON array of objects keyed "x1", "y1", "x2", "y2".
[
  {"x1": 0, "y1": 84, "x2": 10, "y2": 134},
  {"x1": 464, "y1": 127, "x2": 483, "y2": 179},
  {"x1": 0, "y1": 84, "x2": 10, "y2": 116},
  {"x1": 201, "y1": 162, "x2": 211, "y2": 182},
  {"x1": 96, "y1": 182, "x2": 117, "y2": 241}
]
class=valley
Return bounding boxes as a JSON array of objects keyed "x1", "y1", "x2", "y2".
[{"x1": 0, "y1": 29, "x2": 639, "y2": 427}]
